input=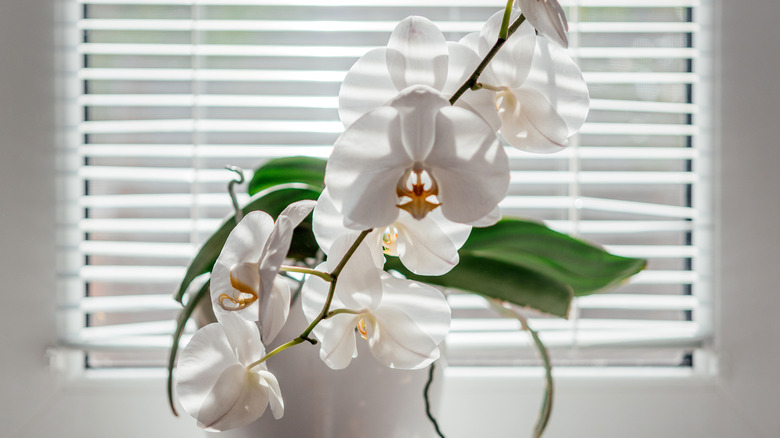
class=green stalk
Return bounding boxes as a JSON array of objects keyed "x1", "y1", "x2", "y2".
[
  {"x1": 490, "y1": 299, "x2": 554, "y2": 438},
  {"x1": 449, "y1": 14, "x2": 526, "y2": 105},
  {"x1": 499, "y1": 0, "x2": 515, "y2": 40},
  {"x1": 280, "y1": 264, "x2": 333, "y2": 282},
  {"x1": 248, "y1": 229, "x2": 372, "y2": 370}
]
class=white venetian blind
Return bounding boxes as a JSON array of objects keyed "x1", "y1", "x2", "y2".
[{"x1": 59, "y1": 0, "x2": 710, "y2": 369}]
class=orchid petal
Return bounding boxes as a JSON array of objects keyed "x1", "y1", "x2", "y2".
[
  {"x1": 427, "y1": 106, "x2": 509, "y2": 225},
  {"x1": 394, "y1": 211, "x2": 468, "y2": 276},
  {"x1": 386, "y1": 16, "x2": 449, "y2": 91},
  {"x1": 257, "y1": 369, "x2": 284, "y2": 419},
  {"x1": 257, "y1": 200, "x2": 314, "y2": 327},
  {"x1": 389, "y1": 85, "x2": 449, "y2": 162},
  {"x1": 220, "y1": 311, "x2": 264, "y2": 367},
  {"x1": 519, "y1": 0, "x2": 569, "y2": 48},
  {"x1": 175, "y1": 322, "x2": 239, "y2": 420},
  {"x1": 211, "y1": 211, "x2": 274, "y2": 322},
  {"x1": 458, "y1": 31, "x2": 480, "y2": 54},
  {"x1": 300, "y1": 262, "x2": 332, "y2": 323},
  {"x1": 325, "y1": 105, "x2": 409, "y2": 229},
  {"x1": 427, "y1": 207, "x2": 472, "y2": 247},
  {"x1": 498, "y1": 86, "x2": 570, "y2": 153},
  {"x1": 443, "y1": 41, "x2": 503, "y2": 130},
  {"x1": 258, "y1": 276, "x2": 291, "y2": 343},
  {"x1": 523, "y1": 38, "x2": 590, "y2": 135},
  {"x1": 485, "y1": 22, "x2": 536, "y2": 89},
  {"x1": 368, "y1": 305, "x2": 440, "y2": 370},
  {"x1": 315, "y1": 313, "x2": 361, "y2": 370},
  {"x1": 338, "y1": 47, "x2": 399, "y2": 129},
  {"x1": 196, "y1": 363, "x2": 270, "y2": 431},
  {"x1": 442, "y1": 42, "x2": 481, "y2": 96},
  {"x1": 327, "y1": 236, "x2": 383, "y2": 310},
  {"x1": 378, "y1": 273, "x2": 451, "y2": 347},
  {"x1": 300, "y1": 273, "x2": 361, "y2": 369},
  {"x1": 455, "y1": 88, "x2": 502, "y2": 132},
  {"x1": 312, "y1": 189, "x2": 385, "y2": 267},
  {"x1": 470, "y1": 205, "x2": 503, "y2": 227}
]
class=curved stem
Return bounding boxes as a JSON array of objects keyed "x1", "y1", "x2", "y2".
[
  {"x1": 449, "y1": 14, "x2": 527, "y2": 105},
  {"x1": 248, "y1": 229, "x2": 372, "y2": 370},
  {"x1": 300, "y1": 229, "x2": 372, "y2": 340},
  {"x1": 489, "y1": 299, "x2": 554, "y2": 438},
  {"x1": 248, "y1": 337, "x2": 305, "y2": 369},
  {"x1": 280, "y1": 264, "x2": 333, "y2": 282},
  {"x1": 327, "y1": 308, "x2": 362, "y2": 318},
  {"x1": 424, "y1": 362, "x2": 447, "y2": 438}
]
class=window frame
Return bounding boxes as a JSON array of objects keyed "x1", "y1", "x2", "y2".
[{"x1": 5, "y1": 0, "x2": 780, "y2": 436}]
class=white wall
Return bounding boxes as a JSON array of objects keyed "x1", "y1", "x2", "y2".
[{"x1": 2, "y1": 0, "x2": 780, "y2": 437}]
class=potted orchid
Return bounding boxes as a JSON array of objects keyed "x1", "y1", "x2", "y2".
[{"x1": 167, "y1": 1, "x2": 646, "y2": 437}]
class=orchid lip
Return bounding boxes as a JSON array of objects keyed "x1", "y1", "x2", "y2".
[
  {"x1": 218, "y1": 266, "x2": 260, "y2": 311},
  {"x1": 395, "y1": 168, "x2": 441, "y2": 220}
]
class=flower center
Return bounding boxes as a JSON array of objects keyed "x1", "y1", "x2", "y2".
[
  {"x1": 396, "y1": 168, "x2": 440, "y2": 220},
  {"x1": 381, "y1": 226, "x2": 399, "y2": 255},
  {"x1": 357, "y1": 317, "x2": 368, "y2": 340},
  {"x1": 495, "y1": 87, "x2": 519, "y2": 115},
  {"x1": 218, "y1": 267, "x2": 259, "y2": 311}
]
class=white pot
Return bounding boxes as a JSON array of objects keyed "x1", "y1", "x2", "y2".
[{"x1": 218, "y1": 301, "x2": 444, "y2": 438}]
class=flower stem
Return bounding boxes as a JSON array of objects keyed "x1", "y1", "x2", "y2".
[
  {"x1": 248, "y1": 337, "x2": 305, "y2": 369},
  {"x1": 299, "y1": 229, "x2": 372, "y2": 340},
  {"x1": 248, "y1": 229, "x2": 372, "y2": 371},
  {"x1": 489, "y1": 300, "x2": 554, "y2": 438},
  {"x1": 499, "y1": 0, "x2": 514, "y2": 40},
  {"x1": 280, "y1": 264, "x2": 333, "y2": 282},
  {"x1": 449, "y1": 14, "x2": 527, "y2": 105},
  {"x1": 326, "y1": 308, "x2": 362, "y2": 318}
]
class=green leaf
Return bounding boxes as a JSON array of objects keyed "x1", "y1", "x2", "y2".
[
  {"x1": 174, "y1": 185, "x2": 321, "y2": 304},
  {"x1": 384, "y1": 218, "x2": 646, "y2": 318},
  {"x1": 248, "y1": 156, "x2": 327, "y2": 196},
  {"x1": 386, "y1": 255, "x2": 573, "y2": 318},
  {"x1": 462, "y1": 218, "x2": 647, "y2": 297},
  {"x1": 167, "y1": 279, "x2": 209, "y2": 416}
]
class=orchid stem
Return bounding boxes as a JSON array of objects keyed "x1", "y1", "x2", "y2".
[
  {"x1": 449, "y1": 14, "x2": 526, "y2": 105},
  {"x1": 225, "y1": 165, "x2": 245, "y2": 224},
  {"x1": 248, "y1": 229, "x2": 372, "y2": 371},
  {"x1": 489, "y1": 299, "x2": 554, "y2": 438},
  {"x1": 499, "y1": 0, "x2": 514, "y2": 40},
  {"x1": 280, "y1": 265, "x2": 333, "y2": 282},
  {"x1": 327, "y1": 308, "x2": 362, "y2": 318},
  {"x1": 300, "y1": 229, "x2": 372, "y2": 340}
]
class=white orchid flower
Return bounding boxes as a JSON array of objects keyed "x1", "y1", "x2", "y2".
[
  {"x1": 175, "y1": 312, "x2": 283, "y2": 431},
  {"x1": 338, "y1": 15, "x2": 493, "y2": 129},
  {"x1": 516, "y1": 0, "x2": 569, "y2": 48},
  {"x1": 313, "y1": 188, "x2": 472, "y2": 276},
  {"x1": 210, "y1": 200, "x2": 315, "y2": 343},
  {"x1": 459, "y1": 10, "x2": 589, "y2": 153},
  {"x1": 301, "y1": 236, "x2": 451, "y2": 370},
  {"x1": 325, "y1": 85, "x2": 509, "y2": 230}
]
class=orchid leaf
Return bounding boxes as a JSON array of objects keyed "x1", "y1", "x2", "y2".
[
  {"x1": 385, "y1": 218, "x2": 646, "y2": 318},
  {"x1": 462, "y1": 218, "x2": 647, "y2": 297},
  {"x1": 386, "y1": 254, "x2": 573, "y2": 318},
  {"x1": 248, "y1": 156, "x2": 327, "y2": 196},
  {"x1": 174, "y1": 186, "x2": 321, "y2": 303}
]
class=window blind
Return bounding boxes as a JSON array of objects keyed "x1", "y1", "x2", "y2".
[{"x1": 59, "y1": 0, "x2": 709, "y2": 369}]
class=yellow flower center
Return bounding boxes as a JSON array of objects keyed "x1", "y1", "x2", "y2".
[
  {"x1": 396, "y1": 168, "x2": 440, "y2": 220},
  {"x1": 381, "y1": 226, "x2": 399, "y2": 255},
  {"x1": 218, "y1": 269, "x2": 259, "y2": 311},
  {"x1": 357, "y1": 317, "x2": 368, "y2": 340}
]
